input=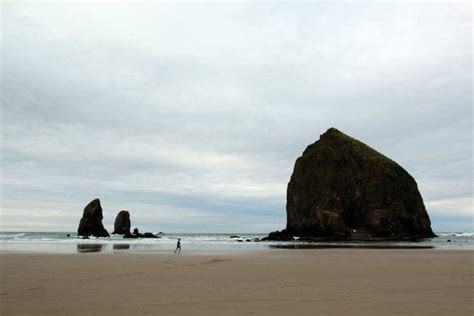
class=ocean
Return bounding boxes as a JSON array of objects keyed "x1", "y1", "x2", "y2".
[{"x1": 0, "y1": 231, "x2": 473, "y2": 253}]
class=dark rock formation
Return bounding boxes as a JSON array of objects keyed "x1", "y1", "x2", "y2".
[
  {"x1": 268, "y1": 128, "x2": 435, "y2": 241},
  {"x1": 262, "y1": 230, "x2": 293, "y2": 241},
  {"x1": 123, "y1": 233, "x2": 138, "y2": 239},
  {"x1": 112, "y1": 210, "x2": 131, "y2": 235},
  {"x1": 123, "y1": 227, "x2": 159, "y2": 239},
  {"x1": 77, "y1": 199, "x2": 110, "y2": 237},
  {"x1": 123, "y1": 232, "x2": 159, "y2": 239},
  {"x1": 143, "y1": 232, "x2": 159, "y2": 238}
]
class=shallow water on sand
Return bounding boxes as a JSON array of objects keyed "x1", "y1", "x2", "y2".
[{"x1": 0, "y1": 232, "x2": 472, "y2": 253}]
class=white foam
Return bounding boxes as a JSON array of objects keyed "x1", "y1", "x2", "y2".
[{"x1": 437, "y1": 232, "x2": 474, "y2": 237}]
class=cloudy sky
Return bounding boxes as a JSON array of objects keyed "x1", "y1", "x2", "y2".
[{"x1": 1, "y1": 1, "x2": 472, "y2": 233}]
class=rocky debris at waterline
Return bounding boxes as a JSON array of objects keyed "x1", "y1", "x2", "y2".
[
  {"x1": 123, "y1": 232, "x2": 159, "y2": 239},
  {"x1": 233, "y1": 237, "x2": 260, "y2": 242},
  {"x1": 266, "y1": 128, "x2": 436, "y2": 241},
  {"x1": 113, "y1": 210, "x2": 131, "y2": 235},
  {"x1": 123, "y1": 227, "x2": 159, "y2": 239},
  {"x1": 77, "y1": 199, "x2": 110, "y2": 237}
]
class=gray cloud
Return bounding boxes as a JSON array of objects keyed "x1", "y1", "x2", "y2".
[{"x1": 1, "y1": 2, "x2": 472, "y2": 232}]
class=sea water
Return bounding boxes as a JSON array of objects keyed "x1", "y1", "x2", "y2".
[
  {"x1": 0, "y1": 232, "x2": 269, "y2": 253},
  {"x1": 0, "y1": 231, "x2": 472, "y2": 253}
]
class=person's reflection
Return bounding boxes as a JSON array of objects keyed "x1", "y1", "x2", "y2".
[
  {"x1": 113, "y1": 244, "x2": 130, "y2": 251},
  {"x1": 77, "y1": 244, "x2": 103, "y2": 253}
]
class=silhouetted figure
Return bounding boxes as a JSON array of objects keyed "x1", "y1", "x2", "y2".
[{"x1": 174, "y1": 238, "x2": 181, "y2": 254}]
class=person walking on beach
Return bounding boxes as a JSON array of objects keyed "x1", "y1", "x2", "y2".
[{"x1": 174, "y1": 238, "x2": 181, "y2": 254}]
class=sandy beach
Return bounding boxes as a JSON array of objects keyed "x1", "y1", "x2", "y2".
[{"x1": 0, "y1": 249, "x2": 472, "y2": 315}]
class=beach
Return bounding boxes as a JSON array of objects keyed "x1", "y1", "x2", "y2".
[{"x1": 1, "y1": 249, "x2": 472, "y2": 315}]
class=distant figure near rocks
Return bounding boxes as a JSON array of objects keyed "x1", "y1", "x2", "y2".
[
  {"x1": 77, "y1": 199, "x2": 110, "y2": 237},
  {"x1": 113, "y1": 210, "x2": 131, "y2": 235},
  {"x1": 266, "y1": 128, "x2": 436, "y2": 241},
  {"x1": 174, "y1": 238, "x2": 181, "y2": 254}
]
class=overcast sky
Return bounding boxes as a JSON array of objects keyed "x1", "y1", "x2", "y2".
[{"x1": 1, "y1": 1, "x2": 472, "y2": 233}]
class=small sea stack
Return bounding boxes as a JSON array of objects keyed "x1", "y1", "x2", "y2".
[
  {"x1": 77, "y1": 199, "x2": 110, "y2": 237},
  {"x1": 124, "y1": 227, "x2": 159, "y2": 239},
  {"x1": 113, "y1": 210, "x2": 131, "y2": 235},
  {"x1": 266, "y1": 128, "x2": 436, "y2": 241}
]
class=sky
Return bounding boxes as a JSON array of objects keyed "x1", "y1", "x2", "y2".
[{"x1": 1, "y1": 1, "x2": 472, "y2": 233}]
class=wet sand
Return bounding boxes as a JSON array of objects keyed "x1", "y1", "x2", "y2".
[{"x1": 0, "y1": 249, "x2": 472, "y2": 315}]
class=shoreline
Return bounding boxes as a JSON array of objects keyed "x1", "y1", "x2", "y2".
[
  {"x1": 1, "y1": 249, "x2": 472, "y2": 315},
  {"x1": 1, "y1": 238, "x2": 473, "y2": 254}
]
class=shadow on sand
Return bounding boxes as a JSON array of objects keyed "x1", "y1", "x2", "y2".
[
  {"x1": 113, "y1": 244, "x2": 130, "y2": 250},
  {"x1": 77, "y1": 244, "x2": 104, "y2": 253}
]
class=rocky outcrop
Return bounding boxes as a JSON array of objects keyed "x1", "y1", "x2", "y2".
[
  {"x1": 112, "y1": 210, "x2": 131, "y2": 235},
  {"x1": 122, "y1": 227, "x2": 159, "y2": 239},
  {"x1": 77, "y1": 199, "x2": 110, "y2": 237},
  {"x1": 268, "y1": 128, "x2": 436, "y2": 241},
  {"x1": 123, "y1": 231, "x2": 159, "y2": 239}
]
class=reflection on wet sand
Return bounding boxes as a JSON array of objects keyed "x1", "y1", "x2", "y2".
[
  {"x1": 270, "y1": 244, "x2": 434, "y2": 249},
  {"x1": 113, "y1": 244, "x2": 130, "y2": 250},
  {"x1": 77, "y1": 244, "x2": 103, "y2": 253}
]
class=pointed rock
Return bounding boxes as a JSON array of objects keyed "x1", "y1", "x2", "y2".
[
  {"x1": 113, "y1": 210, "x2": 131, "y2": 235},
  {"x1": 77, "y1": 199, "x2": 110, "y2": 237}
]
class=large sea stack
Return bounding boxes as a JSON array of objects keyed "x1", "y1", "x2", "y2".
[
  {"x1": 269, "y1": 128, "x2": 435, "y2": 241},
  {"x1": 113, "y1": 210, "x2": 131, "y2": 235},
  {"x1": 77, "y1": 199, "x2": 110, "y2": 237}
]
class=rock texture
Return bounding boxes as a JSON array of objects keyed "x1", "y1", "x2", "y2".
[
  {"x1": 269, "y1": 128, "x2": 435, "y2": 240},
  {"x1": 123, "y1": 232, "x2": 159, "y2": 239},
  {"x1": 77, "y1": 199, "x2": 110, "y2": 237},
  {"x1": 112, "y1": 210, "x2": 131, "y2": 235}
]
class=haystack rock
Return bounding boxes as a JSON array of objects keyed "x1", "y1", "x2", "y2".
[
  {"x1": 113, "y1": 210, "x2": 131, "y2": 235},
  {"x1": 267, "y1": 128, "x2": 436, "y2": 241},
  {"x1": 77, "y1": 199, "x2": 110, "y2": 237}
]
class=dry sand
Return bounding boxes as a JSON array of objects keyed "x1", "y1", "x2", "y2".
[{"x1": 0, "y1": 249, "x2": 472, "y2": 315}]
